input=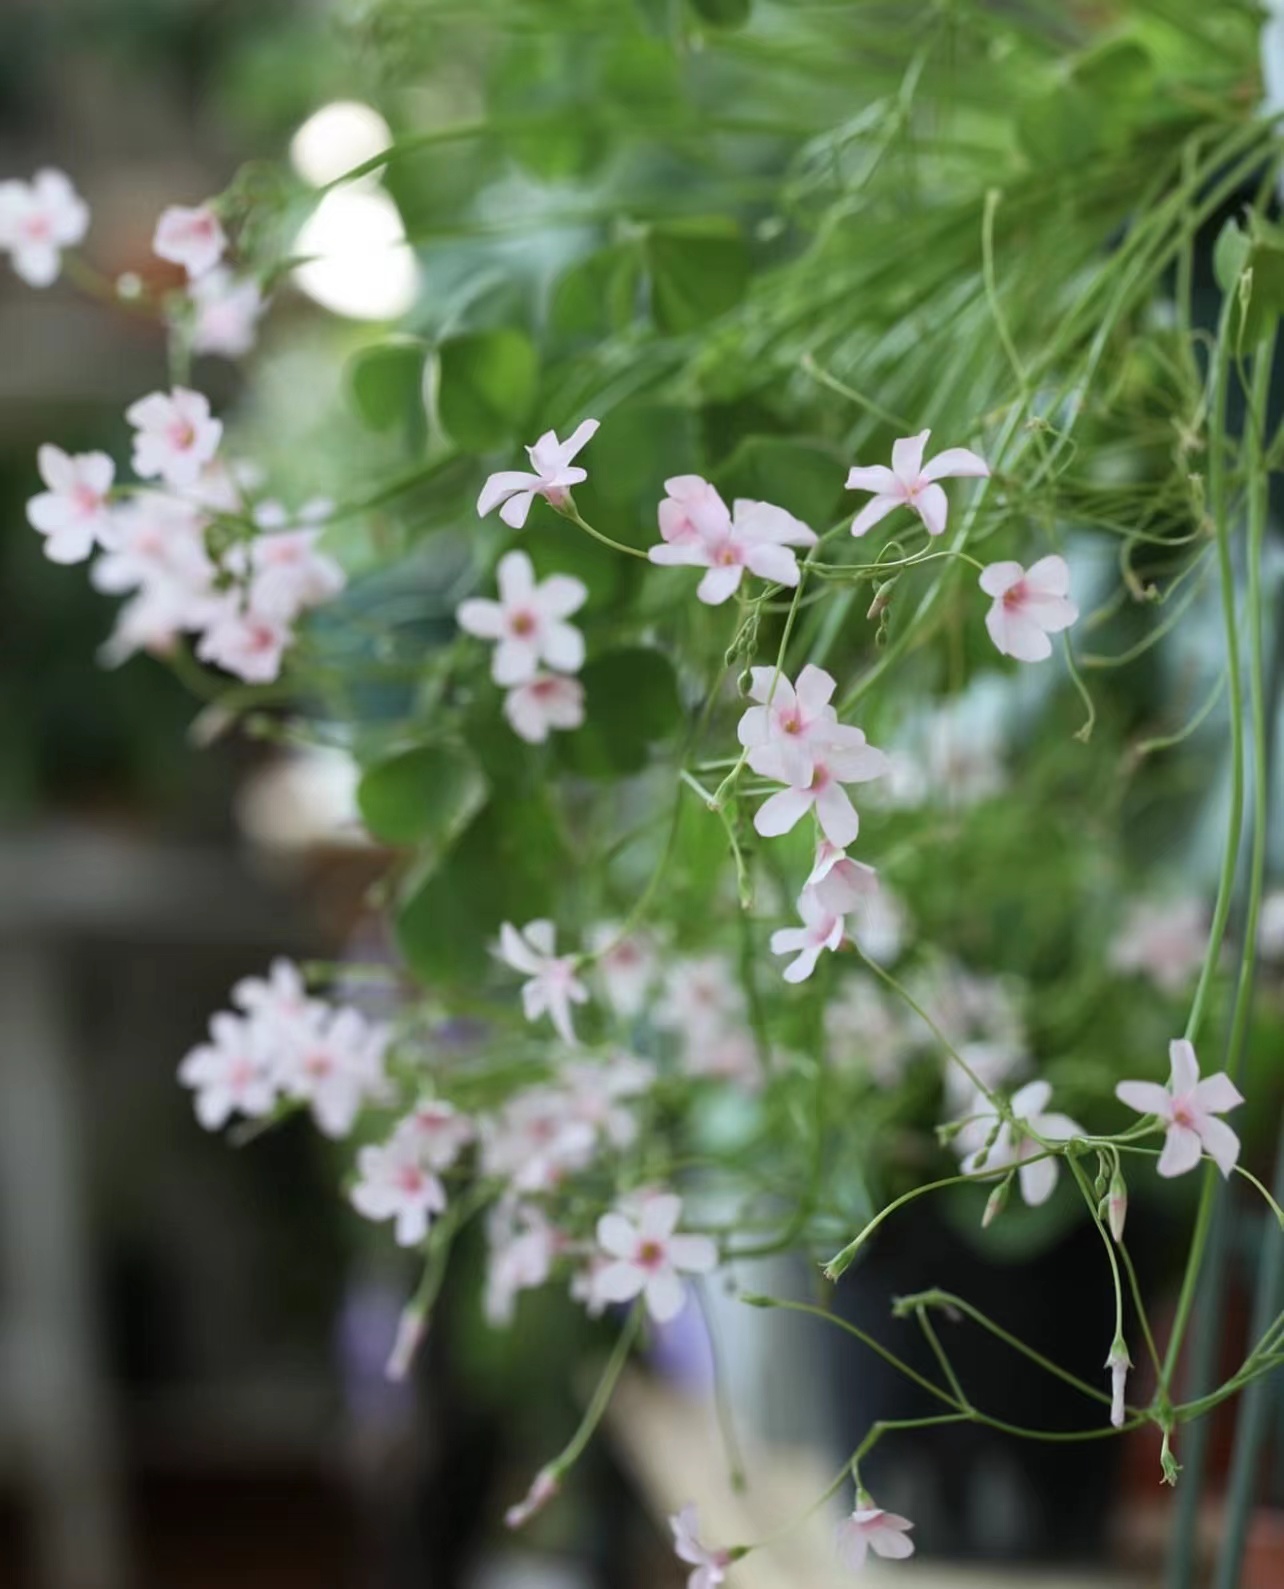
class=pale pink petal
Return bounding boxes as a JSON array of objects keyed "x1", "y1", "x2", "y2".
[
  {"x1": 892, "y1": 430, "x2": 930, "y2": 482},
  {"x1": 978, "y1": 560, "x2": 1024, "y2": 597},
  {"x1": 668, "y1": 1234, "x2": 717, "y2": 1274},
  {"x1": 1018, "y1": 1155, "x2": 1058, "y2": 1206},
  {"x1": 1169, "y1": 1039, "x2": 1200, "y2": 1094},
  {"x1": 493, "y1": 636, "x2": 540, "y2": 686},
  {"x1": 541, "y1": 622, "x2": 584, "y2": 674},
  {"x1": 645, "y1": 1269, "x2": 687, "y2": 1323},
  {"x1": 987, "y1": 605, "x2": 1052, "y2": 662},
  {"x1": 1198, "y1": 1116, "x2": 1241, "y2": 1178},
  {"x1": 36, "y1": 443, "x2": 76, "y2": 493},
  {"x1": 814, "y1": 783, "x2": 860, "y2": 849},
  {"x1": 754, "y1": 786, "x2": 813, "y2": 838},
  {"x1": 845, "y1": 464, "x2": 897, "y2": 493},
  {"x1": 1157, "y1": 1123, "x2": 1204, "y2": 1178},
  {"x1": 496, "y1": 549, "x2": 535, "y2": 603},
  {"x1": 524, "y1": 919, "x2": 557, "y2": 955},
  {"x1": 597, "y1": 1212, "x2": 639, "y2": 1259},
  {"x1": 595, "y1": 1261, "x2": 645, "y2": 1303},
  {"x1": 1116, "y1": 1080, "x2": 1172, "y2": 1117},
  {"x1": 1011, "y1": 1080, "x2": 1052, "y2": 1118},
  {"x1": 869, "y1": 1524, "x2": 915, "y2": 1560},
  {"x1": 456, "y1": 597, "x2": 506, "y2": 639},
  {"x1": 696, "y1": 564, "x2": 745, "y2": 605},
  {"x1": 557, "y1": 417, "x2": 600, "y2": 464},
  {"x1": 1025, "y1": 554, "x2": 1071, "y2": 597},
  {"x1": 1192, "y1": 1073, "x2": 1244, "y2": 1113},
  {"x1": 1034, "y1": 1111, "x2": 1083, "y2": 1143},
  {"x1": 914, "y1": 481, "x2": 949, "y2": 536},
  {"x1": 835, "y1": 1521, "x2": 869, "y2": 1572},
  {"x1": 921, "y1": 446, "x2": 989, "y2": 482},
  {"x1": 794, "y1": 664, "x2": 836, "y2": 715},
  {"x1": 497, "y1": 922, "x2": 544, "y2": 975},
  {"x1": 649, "y1": 541, "x2": 712, "y2": 567},
  {"x1": 538, "y1": 573, "x2": 588, "y2": 619},
  {"x1": 734, "y1": 500, "x2": 816, "y2": 547},
  {"x1": 639, "y1": 1192, "x2": 682, "y2": 1241},
  {"x1": 499, "y1": 490, "x2": 537, "y2": 530},
  {"x1": 478, "y1": 470, "x2": 539, "y2": 518},
  {"x1": 743, "y1": 541, "x2": 801, "y2": 586},
  {"x1": 851, "y1": 493, "x2": 900, "y2": 538}
]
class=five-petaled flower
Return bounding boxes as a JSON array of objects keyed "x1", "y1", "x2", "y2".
[
  {"x1": 178, "y1": 1011, "x2": 277, "y2": 1129},
  {"x1": 457, "y1": 549, "x2": 587, "y2": 685},
  {"x1": 496, "y1": 920, "x2": 590, "y2": 1045},
  {"x1": 127, "y1": 387, "x2": 223, "y2": 489},
  {"x1": 1116, "y1": 1038, "x2": 1243, "y2": 1178},
  {"x1": 835, "y1": 1500, "x2": 915, "y2": 1571},
  {"x1": 979, "y1": 556, "x2": 1078, "y2": 663},
  {"x1": 26, "y1": 444, "x2": 116, "y2": 564},
  {"x1": 771, "y1": 886, "x2": 846, "y2": 984},
  {"x1": 594, "y1": 1191, "x2": 717, "y2": 1323},
  {"x1": 956, "y1": 1079, "x2": 1084, "y2": 1206},
  {"x1": 846, "y1": 429, "x2": 988, "y2": 538},
  {"x1": 0, "y1": 169, "x2": 89, "y2": 287},
  {"x1": 189, "y1": 267, "x2": 265, "y2": 359},
  {"x1": 503, "y1": 671, "x2": 585, "y2": 743},
  {"x1": 648, "y1": 475, "x2": 817, "y2": 605},
  {"x1": 737, "y1": 663, "x2": 847, "y2": 788},
  {"x1": 670, "y1": 1504, "x2": 731, "y2": 1589},
  {"x1": 350, "y1": 1132, "x2": 448, "y2": 1247},
  {"x1": 154, "y1": 203, "x2": 227, "y2": 279},
  {"x1": 477, "y1": 419, "x2": 599, "y2": 529}
]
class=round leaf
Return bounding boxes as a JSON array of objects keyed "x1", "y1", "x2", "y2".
[
  {"x1": 558, "y1": 648, "x2": 681, "y2": 776},
  {"x1": 437, "y1": 329, "x2": 538, "y2": 452},
  {"x1": 347, "y1": 337, "x2": 428, "y2": 436},
  {"x1": 357, "y1": 743, "x2": 488, "y2": 852},
  {"x1": 645, "y1": 219, "x2": 749, "y2": 334}
]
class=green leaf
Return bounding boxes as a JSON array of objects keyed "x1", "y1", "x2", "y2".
[
  {"x1": 346, "y1": 337, "x2": 428, "y2": 441},
  {"x1": 437, "y1": 329, "x2": 538, "y2": 452},
  {"x1": 715, "y1": 435, "x2": 846, "y2": 531},
  {"x1": 558, "y1": 648, "x2": 682, "y2": 776},
  {"x1": 550, "y1": 245, "x2": 642, "y2": 341},
  {"x1": 645, "y1": 218, "x2": 749, "y2": 334},
  {"x1": 1016, "y1": 84, "x2": 1101, "y2": 169},
  {"x1": 689, "y1": 0, "x2": 752, "y2": 25},
  {"x1": 1213, "y1": 216, "x2": 1251, "y2": 295},
  {"x1": 357, "y1": 743, "x2": 488, "y2": 854}
]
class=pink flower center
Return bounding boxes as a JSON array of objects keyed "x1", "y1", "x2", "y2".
[
  {"x1": 304, "y1": 1052, "x2": 334, "y2": 1079},
  {"x1": 781, "y1": 710, "x2": 802, "y2": 735},
  {"x1": 714, "y1": 543, "x2": 743, "y2": 567},
  {"x1": 167, "y1": 419, "x2": 197, "y2": 451},
  {"x1": 396, "y1": 1165, "x2": 426, "y2": 1194},
  {"x1": 636, "y1": 1239, "x2": 666, "y2": 1270},
  {"x1": 510, "y1": 609, "x2": 538, "y2": 637},
  {"x1": 1002, "y1": 581, "x2": 1028, "y2": 611},
  {"x1": 530, "y1": 678, "x2": 559, "y2": 700},
  {"x1": 245, "y1": 623, "x2": 277, "y2": 653},
  {"x1": 228, "y1": 1058, "x2": 256, "y2": 1092},
  {"x1": 72, "y1": 483, "x2": 102, "y2": 516},
  {"x1": 21, "y1": 214, "x2": 52, "y2": 242},
  {"x1": 1172, "y1": 1099, "x2": 1195, "y2": 1129},
  {"x1": 810, "y1": 764, "x2": 831, "y2": 791}
]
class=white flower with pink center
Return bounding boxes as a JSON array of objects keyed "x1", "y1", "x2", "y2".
[
  {"x1": 771, "y1": 887, "x2": 846, "y2": 984},
  {"x1": 275, "y1": 1005, "x2": 390, "y2": 1139},
  {"x1": 594, "y1": 1192, "x2": 717, "y2": 1323},
  {"x1": 477, "y1": 418, "x2": 599, "y2": 529},
  {"x1": 586, "y1": 922, "x2": 659, "y2": 1018},
  {"x1": 26, "y1": 445, "x2": 116, "y2": 564},
  {"x1": 127, "y1": 387, "x2": 223, "y2": 489},
  {"x1": 394, "y1": 1100, "x2": 474, "y2": 1171},
  {"x1": 737, "y1": 663, "x2": 847, "y2": 788},
  {"x1": 178, "y1": 1012, "x2": 277, "y2": 1130},
  {"x1": 245, "y1": 501, "x2": 345, "y2": 623},
  {"x1": 196, "y1": 595, "x2": 292, "y2": 684},
  {"x1": 0, "y1": 169, "x2": 89, "y2": 287},
  {"x1": 153, "y1": 202, "x2": 226, "y2": 279},
  {"x1": 655, "y1": 953, "x2": 746, "y2": 1042},
  {"x1": 484, "y1": 1203, "x2": 566, "y2": 1325},
  {"x1": 495, "y1": 919, "x2": 590, "y2": 1045},
  {"x1": 979, "y1": 555, "x2": 1078, "y2": 662},
  {"x1": 648, "y1": 476, "x2": 817, "y2": 605},
  {"x1": 350, "y1": 1133, "x2": 447, "y2": 1247},
  {"x1": 189, "y1": 267, "x2": 265, "y2": 358},
  {"x1": 1116, "y1": 1038, "x2": 1243, "y2": 1178},
  {"x1": 481, "y1": 1087, "x2": 596, "y2": 1191},
  {"x1": 457, "y1": 549, "x2": 587, "y2": 685},
  {"x1": 845, "y1": 428, "x2": 988, "y2": 538},
  {"x1": 503, "y1": 671, "x2": 586, "y2": 743},
  {"x1": 835, "y1": 1499, "x2": 915, "y2": 1570},
  {"x1": 560, "y1": 1053, "x2": 656, "y2": 1149},
  {"x1": 670, "y1": 1505, "x2": 731, "y2": 1589},
  {"x1": 824, "y1": 977, "x2": 912, "y2": 1087},
  {"x1": 750, "y1": 717, "x2": 889, "y2": 851},
  {"x1": 682, "y1": 1028, "x2": 764, "y2": 1090},
  {"x1": 231, "y1": 957, "x2": 324, "y2": 1036},
  {"x1": 956, "y1": 1079, "x2": 1084, "y2": 1206}
]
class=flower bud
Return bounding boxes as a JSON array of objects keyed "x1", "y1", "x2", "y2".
[
  {"x1": 982, "y1": 1175, "x2": 1012, "y2": 1229},
  {"x1": 1107, "y1": 1170, "x2": 1128, "y2": 1245},
  {"x1": 385, "y1": 1305, "x2": 427, "y2": 1383},
  {"x1": 1106, "y1": 1340, "x2": 1131, "y2": 1429},
  {"x1": 504, "y1": 1467, "x2": 560, "y2": 1531}
]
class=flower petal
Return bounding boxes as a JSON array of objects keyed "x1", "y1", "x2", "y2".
[
  {"x1": 892, "y1": 430, "x2": 930, "y2": 482},
  {"x1": 1198, "y1": 1116, "x2": 1241, "y2": 1178},
  {"x1": 845, "y1": 464, "x2": 897, "y2": 493},
  {"x1": 1116, "y1": 1080, "x2": 1172, "y2": 1118},
  {"x1": 1169, "y1": 1038, "x2": 1200, "y2": 1094},
  {"x1": 645, "y1": 1268, "x2": 687, "y2": 1323},
  {"x1": 696, "y1": 564, "x2": 745, "y2": 605},
  {"x1": 851, "y1": 493, "x2": 900, "y2": 538},
  {"x1": 1157, "y1": 1123, "x2": 1204, "y2": 1178},
  {"x1": 597, "y1": 1212, "x2": 639, "y2": 1259},
  {"x1": 754, "y1": 786, "x2": 813, "y2": 838},
  {"x1": 914, "y1": 482, "x2": 949, "y2": 536},
  {"x1": 978, "y1": 560, "x2": 1024, "y2": 598},
  {"x1": 1192, "y1": 1072, "x2": 1244, "y2": 1114},
  {"x1": 922, "y1": 446, "x2": 989, "y2": 482}
]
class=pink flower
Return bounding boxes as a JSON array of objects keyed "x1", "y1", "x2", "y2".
[
  {"x1": 737, "y1": 663, "x2": 845, "y2": 788},
  {"x1": 956, "y1": 1080, "x2": 1084, "y2": 1206},
  {"x1": 350, "y1": 1133, "x2": 447, "y2": 1247},
  {"x1": 231, "y1": 957, "x2": 324, "y2": 1036},
  {"x1": 806, "y1": 841, "x2": 880, "y2": 918},
  {"x1": 670, "y1": 1504, "x2": 731, "y2": 1589},
  {"x1": 560, "y1": 1053, "x2": 656, "y2": 1148},
  {"x1": 395, "y1": 1100, "x2": 474, "y2": 1171},
  {"x1": 503, "y1": 671, "x2": 585, "y2": 743},
  {"x1": 1116, "y1": 1038, "x2": 1243, "y2": 1178},
  {"x1": 484, "y1": 1203, "x2": 565, "y2": 1324},
  {"x1": 846, "y1": 429, "x2": 988, "y2": 538},
  {"x1": 751, "y1": 720, "x2": 889, "y2": 851},
  {"x1": 681, "y1": 1029, "x2": 764, "y2": 1091},
  {"x1": 495, "y1": 920, "x2": 589, "y2": 1045},
  {"x1": 1106, "y1": 1341, "x2": 1131, "y2": 1429},
  {"x1": 153, "y1": 203, "x2": 226, "y2": 279},
  {"x1": 771, "y1": 887, "x2": 845, "y2": 984},
  {"x1": 477, "y1": 419, "x2": 599, "y2": 529},
  {"x1": 835, "y1": 1502, "x2": 915, "y2": 1571},
  {"x1": 824, "y1": 977, "x2": 911, "y2": 1087},
  {"x1": 594, "y1": 1192, "x2": 717, "y2": 1323},
  {"x1": 127, "y1": 387, "x2": 223, "y2": 489},
  {"x1": 504, "y1": 1467, "x2": 560, "y2": 1530},
  {"x1": 189, "y1": 267, "x2": 265, "y2": 358},
  {"x1": 0, "y1": 169, "x2": 89, "y2": 287},
  {"x1": 457, "y1": 549, "x2": 587, "y2": 685},
  {"x1": 648, "y1": 477, "x2": 816, "y2": 605},
  {"x1": 179, "y1": 1012, "x2": 277, "y2": 1129},
  {"x1": 655, "y1": 953, "x2": 745, "y2": 1041},
  {"x1": 26, "y1": 444, "x2": 115, "y2": 563},
  {"x1": 245, "y1": 500, "x2": 345, "y2": 621},
  {"x1": 586, "y1": 923, "x2": 659, "y2": 1018},
  {"x1": 196, "y1": 596, "x2": 292, "y2": 684},
  {"x1": 979, "y1": 556, "x2": 1077, "y2": 662},
  {"x1": 1109, "y1": 898, "x2": 1206, "y2": 995},
  {"x1": 275, "y1": 1005, "x2": 390, "y2": 1139},
  {"x1": 481, "y1": 1088, "x2": 597, "y2": 1192}
]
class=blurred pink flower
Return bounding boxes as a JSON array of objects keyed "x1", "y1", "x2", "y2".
[
  {"x1": 1116, "y1": 1038, "x2": 1243, "y2": 1178},
  {"x1": 670, "y1": 1504, "x2": 731, "y2": 1589},
  {"x1": 127, "y1": 387, "x2": 223, "y2": 489},
  {"x1": 179, "y1": 1012, "x2": 277, "y2": 1129},
  {"x1": 846, "y1": 428, "x2": 988, "y2": 538},
  {"x1": 457, "y1": 549, "x2": 587, "y2": 685},
  {"x1": 495, "y1": 920, "x2": 589, "y2": 1045},
  {"x1": 503, "y1": 671, "x2": 585, "y2": 743},
  {"x1": 835, "y1": 1501, "x2": 915, "y2": 1570},
  {"x1": 153, "y1": 202, "x2": 226, "y2": 279},
  {"x1": 0, "y1": 169, "x2": 88, "y2": 286},
  {"x1": 594, "y1": 1192, "x2": 717, "y2": 1323},
  {"x1": 26, "y1": 444, "x2": 115, "y2": 563},
  {"x1": 648, "y1": 478, "x2": 816, "y2": 604},
  {"x1": 979, "y1": 555, "x2": 1077, "y2": 662},
  {"x1": 196, "y1": 596, "x2": 292, "y2": 683},
  {"x1": 190, "y1": 267, "x2": 264, "y2": 358},
  {"x1": 350, "y1": 1134, "x2": 447, "y2": 1247},
  {"x1": 478, "y1": 419, "x2": 599, "y2": 528}
]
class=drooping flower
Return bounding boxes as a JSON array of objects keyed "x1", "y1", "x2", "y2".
[
  {"x1": 477, "y1": 418, "x2": 599, "y2": 529},
  {"x1": 806, "y1": 841, "x2": 880, "y2": 918},
  {"x1": 771, "y1": 887, "x2": 846, "y2": 984},
  {"x1": 350, "y1": 1132, "x2": 447, "y2": 1247},
  {"x1": 846, "y1": 428, "x2": 988, "y2": 538},
  {"x1": 457, "y1": 550, "x2": 587, "y2": 685},
  {"x1": 586, "y1": 923, "x2": 659, "y2": 1018},
  {"x1": 751, "y1": 720, "x2": 889, "y2": 850},
  {"x1": 0, "y1": 169, "x2": 89, "y2": 287},
  {"x1": 648, "y1": 478, "x2": 816, "y2": 605},
  {"x1": 956, "y1": 1079, "x2": 1084, "y2": 1206},
  {"x1": 1116, "y1": 1038, "x2": 1243, "y2": 1178},
  {"x1": 737, "y1": 663, "x2": 846, "y2": 788},
  {"x1": 504, "y1": 1468, "x2": 560, "y2": 1531},
  {"x1": 395, "y1": 1100, "x2": 475, "y2": 1172},
  {"x1": 195, "y1": 595, "x2": 292, "y2": 684},
  {"x1": 178, "y1": 1012, "x2": 277, "y2": 1129},
  {"x1": 275, "y1": 1005, "x2": 390, "y2": 1139},
  {"x1": 26, "y1": 444, "x2": 116, "y2": 563},
  {"x1": 1106, "y1": 1341, "x2": 1131, "y2": 1429},
  {"x1": 979, "y1": 556, "x2": 1077, "y2": 662},
  {"x1": 153, "y1": 202, "x2": 226, "y2": 279},
  {"x1": 670, "y1": 1504, "x2": 731, "y2": 1589},
  {"x1": 484, "y1": 1202, "x2": 566, "y2": 1325},
  {"x1": 495, "y1": 920, "x2": 589, "y2": 1045},
  {"x1": 594, "y1": 1192, "x2": 717, "y2": 1323},
  {"x1": 126, "y1": 387, "x2": 223, "y2": 489},
  {"x1": 835, "y1": 1501, "x2": 915, "y2": 1571},
  {"x1": 189, "y1": 267, "x2": 265, "y2": 358},
  {"x1": 503, "y1": 671, "x2": 585, "y2": 743}
]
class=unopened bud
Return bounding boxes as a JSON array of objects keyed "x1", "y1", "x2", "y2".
[
  {"x1": 1107, "y1": 1170, "x2": 1128, "y2": 1245},
  {"x1": 385, "y1": 1305, "x2": 427, "y2": 1383},
  {"x1": 866, "y1": 579, "x2": 897, "y2": 621},
  {"x1": 1106, "y1": 1339, "x2": 1132, "y2": 1429},
  {"x1": 982, "y1": 1177, "x2": 1011, "y2": 1228},
  {"x1": 504, "y1": 1467, "x2": 560, "y2": 1531}
]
